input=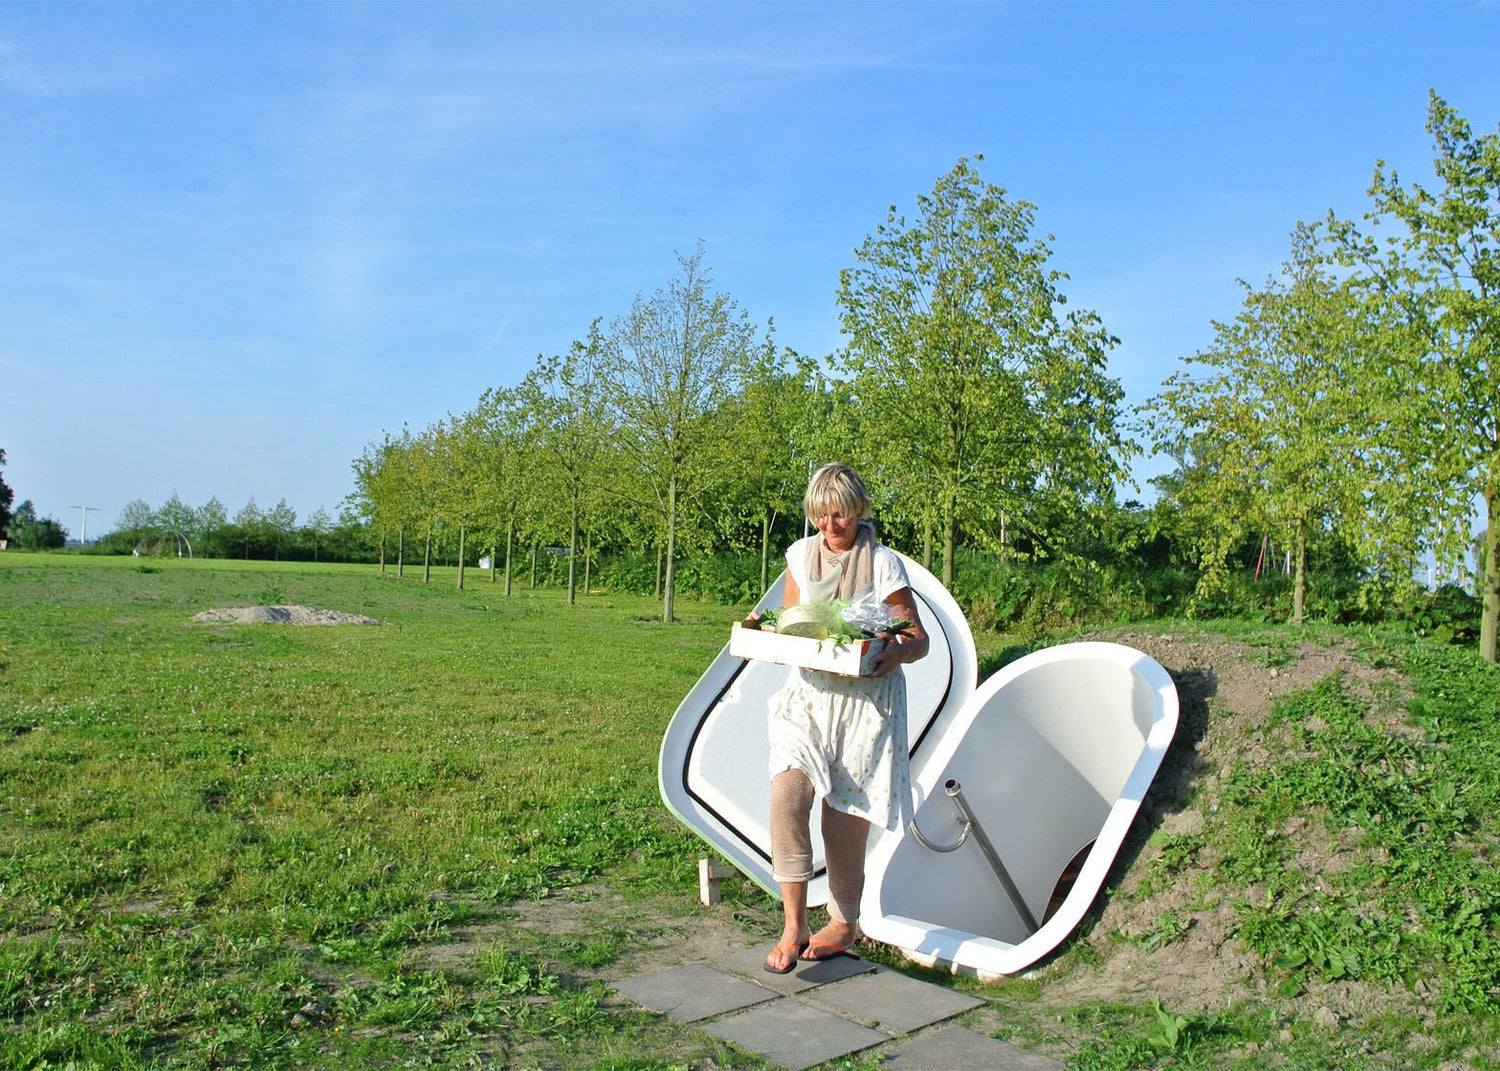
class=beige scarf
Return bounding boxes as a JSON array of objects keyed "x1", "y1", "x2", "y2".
[{"x1": 804, "y1": 521, "x2": 877, "y2": 603}]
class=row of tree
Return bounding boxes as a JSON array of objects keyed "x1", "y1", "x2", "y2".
[
  {"x1": 347, "y1": 158, "x2": 1129, "y2": 625},
  {"x1": 105, "y1": 494, "x2": 355, "y2": 562},
  {"x1": 347, "y1": 93, "x2": 1496, "y2": 661}
]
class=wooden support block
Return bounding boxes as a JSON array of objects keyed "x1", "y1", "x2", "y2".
[{"x1": 698, "y1": 858, "x2": 732, "y2": 906}]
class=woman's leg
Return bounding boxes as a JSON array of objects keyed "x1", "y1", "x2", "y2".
[
  {"x1": 767, "y1": 769, "x2": 815, "y2": 970},
  {"x1": 807, "y1": 802, "x2": 869, "y2": 956}
]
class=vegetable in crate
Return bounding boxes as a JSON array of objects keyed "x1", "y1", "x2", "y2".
[{"x1": 744, "y1": 596, "x2": 911, "y2": 645}]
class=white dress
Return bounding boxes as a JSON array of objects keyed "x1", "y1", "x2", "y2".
[{"x1": 766, "y1": 536, "x2": 912, "y2": 832}]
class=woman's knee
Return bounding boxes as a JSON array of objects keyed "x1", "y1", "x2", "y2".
[
  {"x1": 769, "y1": 770, "x2": 816, "y2": 883},
  {"x1": 770, "y1": 769, "x2": 815, "y2": 821}
]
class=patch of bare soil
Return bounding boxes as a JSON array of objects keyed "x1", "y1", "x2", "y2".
[
  {"x1": 413, "y1": 885, "x2": 769, "y2": 984},
  {"x1": 191, "y1": 605, "x2": 383, "y2": 626}
]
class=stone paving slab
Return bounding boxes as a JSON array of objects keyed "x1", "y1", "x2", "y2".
[
  {"x1": 610, "y1": 963, "x2": 777, "y2": 1023},
  {"x1": 718, "y1": 943, "x2": 877, "y2": 994},
  {"x1": 701, "y1": 997, "x2": 889, "y2": 1070},
  {"x1": 878, "y1": 1023, "x2": 1067, "y2": 1069},
  {"x1": 612, "y1": 946, "x2": 1065, "y2": 1069},
  {"x1": 806, "y1": 968, "x2": 986, "y2": 1035}
]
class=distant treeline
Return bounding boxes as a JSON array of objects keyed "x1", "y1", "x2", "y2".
[{"x1": 80, "y1": 491, "x2": 1484, "y2": 651}]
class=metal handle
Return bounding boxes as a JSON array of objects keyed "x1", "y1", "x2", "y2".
[{"x1": 907, "y1": 779, "x2": 1040, "y2": 934}]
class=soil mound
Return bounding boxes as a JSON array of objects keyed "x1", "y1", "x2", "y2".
[
  {"x1": 191, "y1": 605, "x2": 383, "y2": 626},
  {"x1": 1041, "y1": 627, "x2": 1416, "y2": 1025}
]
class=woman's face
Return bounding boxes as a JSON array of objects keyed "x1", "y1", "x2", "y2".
[{"x1": 812, "y1": 505, "x2": 858, "y2": 552}]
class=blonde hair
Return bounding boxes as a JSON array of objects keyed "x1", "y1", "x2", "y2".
[{"x1": 803, "y1": 463, "x2": 871, "y2": 522}]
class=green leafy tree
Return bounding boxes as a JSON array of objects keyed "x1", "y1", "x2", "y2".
[
  {"x1": 234, "y1": 498, "x2": 262, "y2": 560},
  {"x1": 157, "y1": 493, "x2": 195, "y2": 556},
  {"x1": 720, "y1": 338, "x2": 818, "y2": 592},
  {"x1": 1331, "y1": 90, "x2": 1500, "y2": 661},
  {"x1": 435, "y1": 407, "x2": 502, "y2": 590},
  {"x1": 350, "y1": 434, "x2": 405, "y2": 573},
  {"x1": 351, "y1": 428, "x2": 426, "y2": 577},
  {"x1": 307, "y1": 506, "x2": 333, "y2": 562},
  {"x1": 265, "y1": 499, "x2": 297, "y2": 561},
  {"x1": 837, "y1": 156, "x2": 1127, "y2": 585},
  {"x1": 0, "y1": 448, "x2": 13, "y2": 538},
  {"x1": 405, "y1": 427, "x2": 445, "y2": 583},
  {"x1": 1146, "y1": 224, "x2": 1378, "y2": 621},
  {"x1": 115, "y1": 498, "x2": 154, "y2": 547},
  {"x1": 602, "y1": 247, "x2": 754, "y2": 621},
  {"x1": 197, "y1": 497, "x2": 229, "y2": 557},
  {"x1": 522, "y1": 322, "x2": 612, "y2": 604},
  {"x1": 8, "y1": 500, "x2": 68, "y2": 550},
  {"x1": 469, "y1": 386, "x2": 538, "y2": 596}
]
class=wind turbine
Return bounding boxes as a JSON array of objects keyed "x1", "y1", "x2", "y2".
[{"x1": 70, "y1": 505, "x2": 100, "y2": 545}]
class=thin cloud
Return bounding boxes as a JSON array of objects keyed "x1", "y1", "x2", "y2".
[{"x1": 0, "y1": 26, "x2": 172, "y2": 98}]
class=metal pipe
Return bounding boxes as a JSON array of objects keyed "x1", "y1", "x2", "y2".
[
  {"x1": 945, "y1": 780, "x2": 1040, "y2": 933},
  {"x1": 908, "y1": 778, "x2": 1039, "y2": 934},
  {"x1": 907, "y1": 806, "x2": 969, "y2": 853}
]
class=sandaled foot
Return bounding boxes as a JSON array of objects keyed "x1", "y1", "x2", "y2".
[
  {"x1": 764, "y1": 939, "x2": 808, "y2": 974},
  {"x1": 800, "y1": 923, "x2": 858, "y2": 960},
  {"x1": 801, "y1": 939, "x2": 855, "y2": 961}
]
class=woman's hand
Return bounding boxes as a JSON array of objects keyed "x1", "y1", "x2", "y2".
[{"x1": 867, "y1": 586, "x2": 929, "y2": 677}]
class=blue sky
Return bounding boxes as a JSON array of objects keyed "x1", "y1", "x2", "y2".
[{"x1": 3, "y1": 1, "x2": 1497, "y2": 538}]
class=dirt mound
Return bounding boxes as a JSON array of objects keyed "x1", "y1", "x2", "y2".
[
  {"x1": 191, "y1": 605, "x2": 383, "y2": 626},
  {"x1": 1035, "y1": 628, "x2": 1416, "y2": 1024}
]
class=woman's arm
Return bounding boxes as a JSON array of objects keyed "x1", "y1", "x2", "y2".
[
  {"x1": 868, "y1": 585, "x2": 929, "y2": 678},
  {"x1": 743, "y1": 570, "x2": 800, "y2": 625}
]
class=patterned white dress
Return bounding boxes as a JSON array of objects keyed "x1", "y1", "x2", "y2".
[{"x1": 766, "y1": 537, "x2": 911, "y2": 832}]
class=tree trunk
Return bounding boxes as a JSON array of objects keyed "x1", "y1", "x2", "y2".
[
  {"x1": 423, "y1": 527, "x2": 432, "y2": 583},
  {"x1": 567, "y1": 499, "x2": 579, "y2": 606},
  {"x1": 504, "y1": 517, "x2": 514, "y2": 597},
  {"x1": 942, "y1": 486, "x2": 957, "y2": 588},
  {"x1": 1292, "y1": 521, "x2": 1307, "y2": 625},
  {"x1": 1481, "y1": 488, "x2": 1498, "y2": 663},
  {"x1": 760, "y1": 510, "x2": 772, "y2": 594},
  {"x1": 379, "y1": 527, "x2": 386, "y2": 575},
  {"x1": 664, "y1": 477, "x2": 678, "y2": 622},
  {"x1": 456, "y1": 525, "x2": 467, "y2": 590},
  {"x1": 397, "y1": 527, "x2": 405, "y2": 579},
  {"x1": 923, "y1": 517, "x2": 933, "y2": 573}
]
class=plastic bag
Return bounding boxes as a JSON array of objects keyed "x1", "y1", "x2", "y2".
[{"x1": 839, "y1": 592, "x2": 907, "y2": 636}]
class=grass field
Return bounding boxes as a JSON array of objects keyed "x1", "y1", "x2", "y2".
[
  {"x1": 5, "y1": 553, "x2": 1500, "y2": 1070},
  {"x1": 1, "y1": 554, "x2": 754, "y2": 1068}
]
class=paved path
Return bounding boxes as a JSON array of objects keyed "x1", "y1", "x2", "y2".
[{"x1": 612, "y1": 944, "x2": 1064, "y2": 1070}]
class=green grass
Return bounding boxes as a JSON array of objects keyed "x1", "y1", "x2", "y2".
[
  {"x1": 5, "y1": 552, "x2": 1500, "y2": 1069},
  {"x1": 0, "y1": 553, "x2": 736, "y2": 1068}
]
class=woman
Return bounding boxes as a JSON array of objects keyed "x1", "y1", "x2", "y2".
[{"x1": 760, "y1": 463, "x2": 930, "y2": 974}]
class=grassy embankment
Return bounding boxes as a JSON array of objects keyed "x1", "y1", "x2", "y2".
[{"x1": 2, "y1": 553, "x2": 1499, "y2": 1069}]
